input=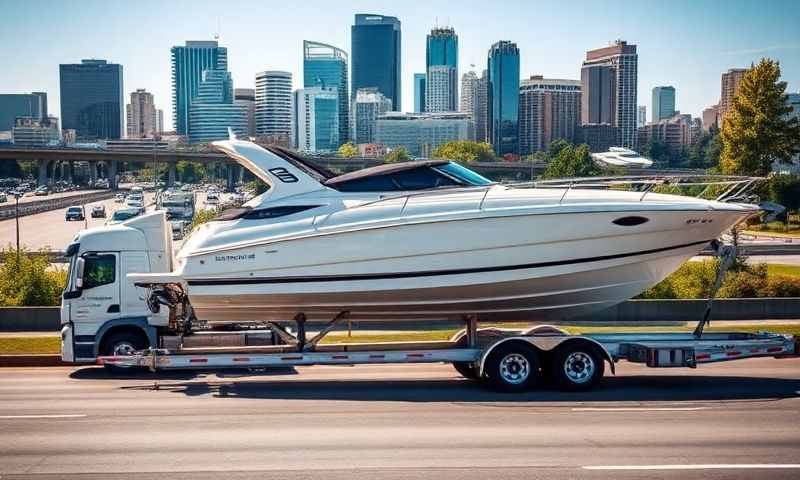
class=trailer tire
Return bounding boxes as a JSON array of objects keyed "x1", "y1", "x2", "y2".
[
  {"x1": 452, "y1": 361, "x2": 479, "y2": 380},
  {"x1": 549, "y1": 342, "x2": 605, "y2": 391},
  {"x1": 101, "y1": 330, "x2": 148, "y2": 373},
  {"x1": 482, "y1": 342, "x2": 540, "y2": 392}
]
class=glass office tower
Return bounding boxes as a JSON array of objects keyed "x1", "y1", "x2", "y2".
[
  {"x1": 303, "y1": 41, "x2": 349, "y2": 145},
  {"x1": 188, "y1": 69, "x2": 247, "y2": 144},
  {"x1": 351, "y1": 14, "x2": 401, "y2": 111},
  {"x1": 59, "y1": 59, "x2": 123, "y2": 140},
  {"x1": 487, "y1": 41, "x2": 520, "y2": 156},
  {"x1": 171, "y1": 41, "x2": 227, "y2": 135},
  {"x1": 652, "y1": 86, "x2": 676, "y2": 122},
  {"x1": 425, "y1": 27, "x2": 458, "y2": 112},
  {"x1": 413, "y1": 73, "x2": 426, "y2": 113},
  {"x1": 0, "y1": 92, "x2": 47, "y2": 131}
]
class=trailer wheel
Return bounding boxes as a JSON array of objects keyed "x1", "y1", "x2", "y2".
[
  {"x1": 549, "y1": 343, "x2": 605, "y2": 391},
  {"x1": 452, "y1": 361, "x2": 479, "y2": 380},
  {"x1": 483, "y1": 343, "x2": 540, "y2": 392},
  {"x1": 101, "y1": 330, "x2": 148, "y2": 373}
]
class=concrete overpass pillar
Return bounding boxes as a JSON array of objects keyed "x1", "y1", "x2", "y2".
[
  {"x1": 226, "y1": 164, "x2": 235, "y2": 192},
  {"x1": 88, "y1": 161, "x2": 97, "y2": 184},
  {"x1": 37, "y1": 160, "x2": 50, "y2": 186},
  {"x1": 167, "y1": 162, "x2": 176, "y2": 187},
  {"x1": 108, "y1": 160, "x2": 118, "y2": 190}
]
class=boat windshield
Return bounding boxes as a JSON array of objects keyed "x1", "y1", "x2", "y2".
[{"x1": 433, "y1": 162, "x2": 493, "y2": 186}]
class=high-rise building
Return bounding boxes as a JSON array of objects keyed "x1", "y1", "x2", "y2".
[
  {"x1": 303, "y1": 41, "x2": 349, "y2": 145},
  {"x1": 234, "y1": 88, "x2": 256, "y2": 137},
  {"x1": 12, "y1": 116, "x2": 60, "y2": 147},
  {"x1": 578, "y1": 124, "x2": 619, "y2": 152},
  {"x1": 255, "y1": 71, "x2": 292, "y2": 139},
  {"x1": 702, "y1": 104, "x2": 718, "y2": 132},
  {"x1": 460, "y1": 71, "x2": 478, "y2": 114},
  {"x1": 518, "y1": 76, "x2": 581, "y2": 155},
  {"x1": 581, "y1": 40, "x2": 638, "y2": 148},
  {"x1": 425, "y1": 27, "x2": 458, "y2": 112},
  {"x1": 156, "y1": 109, "x2": 164, "y2": 134},
  {"x1": 474, "y1": 70, "x2": 489, "y2": 143},
  {"x1": 651, "y1": 86, "x2": 676, "y2": 122},
  {"x1": 637, "y1": 105, "x2": 646, "y2": 127},
  {"x1": 413, "y1": 73, "x2": 426, "y2": 113},
  {"x1": 487, "y1": 41, "x2": 520, "y2": 156},
  {"x1": 171, "y1": 41, "x2": 227, "y2": 135},
  {"x1": 187, "y1": 69, "x2": 247, "y2": 144},
  {"x1": 294, "y1": 85, "x2": 339, "y2": 153},
  {"x1": 0, "y1": 92, "x2": 47, "y2": 131},
  {"x1": 126, "y1": 89, "x2": 157, "y2": 138},
  {"x1": 637, "y1": 113, "x2": 693, "y2": 153},
  {"x1": 351, "y1": 14, "x2": 401, "y2": 111},
  {"x1": 59, "y1": 59, "x2": 123, "y2": 140},
  {"x1": 718, "y1": 68, "x2": 748, "y2": 125},
  {"x1": 376, "y1": 112, "x2": 471, "y2": 157},
  {"x1": 352, "y1": 87, "x2": 392, "y2": 145}
]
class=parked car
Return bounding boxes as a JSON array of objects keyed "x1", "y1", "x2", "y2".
[
  {"x1": 0, "y1": 193, "x2": 7, "y2": 203},
  {"x1": 65, "y1": 206, "x2": 84, "y2": 221},
  {"x1": 34, "y1": 186, "x2": 49, "y2": 196},
  {"x1": 114, "y1": 193, "x2": 125, "y2": 203},
  {"x1": 125, "y1": 199, "x2": 145, "y2": 215},
  {"x1": 91, "y1": 204, "x2": 106, "y2": 218},
  {"x1": 106, "y1": 207, "x2": 141, "y2": 225}
]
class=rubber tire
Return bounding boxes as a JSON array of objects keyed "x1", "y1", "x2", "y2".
[
  {"x1": 549, "y1": 343, "x2": 605, "y2": 391},
  {"x1": 452, "y1": 361, "x2": 479, "y2": 380},
  {"x1": 101, "y1": 331, "x2": 149, "y2": 373},
  {"x1": 482, "y1": 343, "x2": 541, "y2": 393}
]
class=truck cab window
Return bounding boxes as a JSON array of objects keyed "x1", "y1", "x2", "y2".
[{"x1": 83, "y1": 254, "x2": 116, "y2": 289}]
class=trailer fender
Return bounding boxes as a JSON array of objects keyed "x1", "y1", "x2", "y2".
[
  {"x1": 479, "y1": 336, "x2": 615, "y2": 377},
  {"x1": 93, "y1": 317, "x2": 156, "y2": 357}
]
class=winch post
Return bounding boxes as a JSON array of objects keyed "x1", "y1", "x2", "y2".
[{"x1": 693, "y1": 240, "x2": 737, "y2": 338}]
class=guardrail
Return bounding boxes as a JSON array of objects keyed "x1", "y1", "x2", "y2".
[
  {"x1": 0, "y1": 191, "x2": 116, "y2": 220},
  {"x1": 1, "y1": 298, "x2": 798, "y2": 332}
]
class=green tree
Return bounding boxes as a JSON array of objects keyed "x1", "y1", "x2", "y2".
[
  {"x1": 768, "y1": 174, "x2": 800, "y2": 213},
  {"x1": 337, "y1": 142, "x2": 359, "y2": 158},
  {"x1": 384, "y1": 147, "x2": 411, "y2": 163},
  {"x1": 0, "y1": 247, "x2": 66, "y2": 306},
  {"x1": 541, "y1": 144, "x2": 602, "y2": 179},
  {"x1": 175, "y1": 161, "x2": 207, "y2": 183},
  {"x1": 431, "y1": 140, "x2": 495, "y2": 163},
  {"x1": 547, "y1": 138, "x2": 571, "y2": 159},
  {"x1": 720, "y1": 58, "x2": 800, "y2": 175}
]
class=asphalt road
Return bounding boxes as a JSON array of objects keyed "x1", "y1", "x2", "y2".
[{"x1": 1, "y1": 358, "x2": 799, "y2": 479}]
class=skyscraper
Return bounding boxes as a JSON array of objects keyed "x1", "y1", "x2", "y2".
[
  {"x1": 0, "y1": 92, "x2": 47, "y2": 131},
  {"x1": 460, "y1": 71, "x2": 478, "y2": 114},
  {"x1": 188, "y1": 69, "x2": 247, "y2": 144},
  {"x1": 518, "y1": 76, "x2": 581, "y2": 155},
  {"x1": 294, "y1": 85, "x2": 339, "y2": 153},
  {"x1": 255, "y1": 71, "x2": 292, "y2": 139},
  {"x1": 126, "y1": 89, "x2": 157, "y2": 138},
  {"x1": 156, "y1": 109, "x2": 164, "y2": 134},
  {"x1": 474, "y1": 70, "x2": 489, "y2": 142},
  {"x1": 351, "y1": 14, "x2": 401, "y2": 111},
  {"x1": 637, "y1": 105, "x2": 646, "y2": 127},
  {"x1": 581, "y1": 40, "x2": 638, "y2": 148},
  {"x1": 352, "y1": 87, "x2": 392, "y2": 144},
  {"x1": 413, "y1": 73, "x2": 426, "y2": 112},
  {"x1": 487, "y1": 41, "x2": 520, "y2": 156},
  {"x1": 719, "y1": 68, "x2": 748, "y2": 125},
  {"x1": 652, "y1": 86, "x2": 676, "y2": 122},
  {"x1": 234, "y1": 88, "x2": 256, "y2": 137},
  {"x1": 425, "y1": 27, "x2": 458, "y2": 112},
  {"x1": 59, "y1": 59, "x2": 123, "y2": 140},
  {"x1": 702, "y1": 104, "x2": 718, "y2": 132},
  {"x1": 171, "y1": 40, "x2": 227, "y2": 135},
  {"x1": 303, "y1": 41, "x2": 349, "y2": 145},
  {"x1": 376, "y1": 112, "x2": 471, "y2": 157}
]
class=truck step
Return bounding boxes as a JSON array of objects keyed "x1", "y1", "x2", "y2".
[{"x1": 622, "y1": 343, "x2": 695, "y2": 368}]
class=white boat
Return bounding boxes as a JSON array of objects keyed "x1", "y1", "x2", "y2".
[
  {"x1": 130, "y1": 139, "x2": 758, "y2": 324},
  {"x1": 591, "y1": 147, "x2": 654, "y2": 168}
]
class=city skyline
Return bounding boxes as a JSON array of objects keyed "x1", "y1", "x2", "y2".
[{"x1": 2, "y1": 0, "x2": 799, "y2": 132}]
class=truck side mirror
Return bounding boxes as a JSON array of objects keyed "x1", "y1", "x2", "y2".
[{"x1": 75, "y1": 257, "x2": 85, "y2": 289}]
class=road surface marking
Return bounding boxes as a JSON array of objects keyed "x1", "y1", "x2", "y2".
[
  {"x1": 583, "y1": 464, "x2": 800, "y2": 471},
  {"x1": 0, "y1": 414, "x2": 87, "y2": 419},
  {"x1": 571, "y1": 407, "x2": 710, "y2": 412}
]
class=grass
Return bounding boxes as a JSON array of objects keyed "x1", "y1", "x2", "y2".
[
  {"x1": 743, "y1": 229, "x2": 800, "y2": 239},
  {"x1": 3, "y1": 323, "x2": 800, "y2": 355},
  {"x1": 768, "y1": 264, "x2": 800, "y2": 278}
]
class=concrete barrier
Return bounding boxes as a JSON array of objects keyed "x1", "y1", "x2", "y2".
[
  {"x1": 0, "y1": 191, "x2": 116, "y2": 220},
  {"x1": 1, "y1": 298, "x2": 798, "y2": 332}
]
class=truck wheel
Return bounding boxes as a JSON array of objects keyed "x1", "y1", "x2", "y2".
[
  {"x1": 452, "y1": 361, "x2": 479, "y2": 380},
  {"x1": 482, "y1": 343, "x2": 540, "y2": 392},
  {"x1": 101, "y1": 331, "x2": 148, "y2": 373},
  {"x1": 549, "y1": 343, "x2": 605, "y2": 391}
]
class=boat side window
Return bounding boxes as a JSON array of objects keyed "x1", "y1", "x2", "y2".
[
  {"x1": 390, "y1": 167, "x2": 460, "y2": 190},
  {"x1": 82, "y1": 254, "x2": 116, "y2": 289},
  {"x1": 242, "y1": 205, "x2": 320, "y2": 220}
]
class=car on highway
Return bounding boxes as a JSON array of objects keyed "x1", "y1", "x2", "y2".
[
  {"x1": 114, "y1": 193, "x2": 125, "y2": 203},
  {"x1": 125, "y1": 199, "x2": 145, "y2": 214},
  {"x1": 106, "y1": 207, "x2": 141, "y2": 225},
  {"x1": 205, "y1": 192, "x2": 220, "y2": 204},
  {"x1": 90, "y1": 204, "x2": 106, "y2": 218},
  {"x1": 65, "y1": 206, "x2": 85, "y2": 221},
  {"x1": 0, "y1": 193, "x2": 7, "y2": 203},
  {"x1": 34, "y1": 186, "x2": 49, "y2": 196},
  {"x1": 170, "y1": 219, "x2": 189, "y2": 240}
]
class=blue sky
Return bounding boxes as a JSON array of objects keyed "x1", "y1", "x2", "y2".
[{"x1": 2, "y1": 0, "x2": 798, "y2": 129}]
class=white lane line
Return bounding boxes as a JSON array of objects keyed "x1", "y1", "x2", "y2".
[
  {"x1": 584, "y1": 465, "x2": 800, "y2": 471},
  {"x1": 571, "y1": 407, "x2": 710, "y2": 412},
  {"x1": 0, "y1": 414, "x2": 87, "y2": 419}
]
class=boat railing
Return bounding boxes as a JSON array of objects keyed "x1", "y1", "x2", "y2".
[{"x1": 507, "y1": 174, "x2": 763, "y2": 204}]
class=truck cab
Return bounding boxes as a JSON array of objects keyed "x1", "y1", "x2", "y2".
[{"x1": 60, "y1": 213, "x2": 172, "y2": 363}]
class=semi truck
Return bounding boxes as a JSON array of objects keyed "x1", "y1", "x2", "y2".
[{"x1": 60, "y1": 212, "x2": 798, "y2": 392}]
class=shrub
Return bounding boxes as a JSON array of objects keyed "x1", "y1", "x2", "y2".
[
  {"x1": 762, "y1": 275, "x2": 800, "y2": 297},
  {"x1": 0, "y1": 247, "x2": 67, "y2": 306}
]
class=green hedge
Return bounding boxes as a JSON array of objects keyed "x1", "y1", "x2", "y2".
[{"x1": 0, "y1": 248, "x2": 66, "y2": 306}]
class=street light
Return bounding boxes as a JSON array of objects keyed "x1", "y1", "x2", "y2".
[{"x1": 14, "y1": 192, "x2": 21, "y2": 265}]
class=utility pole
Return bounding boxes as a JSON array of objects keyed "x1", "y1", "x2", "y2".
[{"x1": 14, "y1": 193, "x2": 20, "y2": 265}]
